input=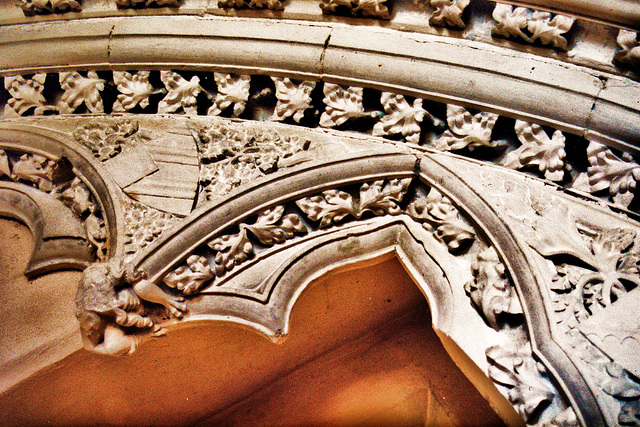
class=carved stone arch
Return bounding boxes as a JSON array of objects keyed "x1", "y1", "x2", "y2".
[{"x1": 0, "y1": 123, "x2": 124, "y2": 271}]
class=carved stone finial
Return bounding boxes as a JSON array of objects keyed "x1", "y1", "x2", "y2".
[{"x1": 76, "y1": 258, "x2": 188, "y2": 355}]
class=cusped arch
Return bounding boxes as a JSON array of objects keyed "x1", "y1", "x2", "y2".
[{"x1": 126, "y1": 149, "x2": 603, "y2": 426}]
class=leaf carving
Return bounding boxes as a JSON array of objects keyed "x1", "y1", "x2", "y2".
[
  {"x1": 208, "y1": 73, "x2": 251, "y2": 117},
  {"x1": 4, "y1": 74, "x2": 55, "y2": 117},
  {"x1": 243, "y1": 206, "x2": 308, "y2": 245},
  {"x1": 11, "y1": 153, "x2": 57, "y2": 192},
  {"x1": 436, "y1": 105, "x2": 499, "y2": 151},
  {"x1": 296, "y1": 190, "x2": 357, "y2": 228},
  {"x1": 359, "y1": 178, "x2": 412, "y2": 216},
  {"x1": 163, "y1": 255, "x2": 214, "y2": 295},
  {"x1": 271, "y1": 77, "x2": 316, "y2": 123},
  {"x1": 406, "y1": 188, "x2": 475, "y2": 252},
  {"x1": 464, "y1": 247, "x2": 523, "y2": 329},
  {"x1": 218, "y1": 0, "x2": 283, "y2": 9},
  {"x1": 504, "y1": 120, "x2": 566, "y2": 181},
  {"x1": 615, "y1": 30, "x2": 640, "y2": 67},
  {"x1": 492, "y1": 4, "x2": 574, "y2": 50},
  {"x1": 158, "y1": 71, "x2": 202, "y2": 115},
  {"x1": 320, "y1": 0, "x2": 389, "y2": 18},
  {"x1": 373, "y1": 93, "x2": 442, "y2": 144},
  {"x1": 113, "y1": 71, "x2": 156, "y2": 112},
  {"x1": 319, "y1": 84, "x2": 380, "y2": 128},
  {"x1": 426, "y1": 0, "x2": 470, "y2": 28},
  {"x1": 58, "y1": 71, "x2": 105, "y2": 114},
  {"x1": 115, "y1": 0, "x2": 180, "y2": 6},
  {"x1": 486, "y1": 346, "x2": 556, "y2": 422},
  {"x1": 572, "y1": 141, "x2": 640, "y2": 208},
  {"x1": 209, "y1": 229, "x2": 253, "y2": 275},
  {"x1": 18, "y1": 0, "x2": 81, "y2": 14}
]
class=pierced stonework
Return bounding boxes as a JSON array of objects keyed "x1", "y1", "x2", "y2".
[
  {"x1": 58, "y1": 71, "x2": 106, "y2": 114},
  {"x1": 492, "y1": 4, "x2": 575, "y2": 50},
  {"x1": 504, "y1": 120, "x2": 566, "y2": 181},
  {"x1": 197, "y1": 121, "x2": 311, "y2": 201},
  {"x1": 572, "y1": 141, "x2": 640, "y2": 208},
  {"x1": 115, "y1": 0, "x2": 181, "y2": 7},
  {"x1": 319, "y1": 84, "x2": 380, "y2": 128},
  {"x1": 208, "y1": 74, "x2": 251, "y2": 117},
  {"x1": 18, "y1": 0, "x2": 81, "y2": 15},
  {"x1": 270, "y1": 77, "x2": 316, "y2": 123},
  {"x1": 373, "y1": 93, "x2": 442, "y2": 144},
  {"x1": 465, "y1": 247, "x2": 523, "y2": 330},
  {"x1": 218, "y1": 0, "x2": 283, "y2": 9},
  {"x1": 406, "y1": 187, "x2": 475, "y2": 252},
  {"x1": 615, "y1": 30, "x2": 640, "y2": 68},
  {"x1": 435, "y1": 105, "x2": 499, "y2": 151},
  {"x1": 112, "y1": 71, "x2": 157, "y2": 112},
  {"x1": 4, "y1": 74, "x2": 56, "y2": 118},
  {"x1": 158, "y1": 71, "x2": 202, "y2": 115},
  {"x1": 320, "y1": 0, "x2": 390, "y2": 18},
  {"x1": 413, "y1": 0, "x2": 469, "y2": 28}
]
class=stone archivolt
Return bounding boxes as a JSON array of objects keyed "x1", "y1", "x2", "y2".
[{"x1": 1, "y1": 3, "x2": 640, "y2": 427}]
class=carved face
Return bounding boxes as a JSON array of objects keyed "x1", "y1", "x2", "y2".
[{"x1": 78, "y1": 311, "x2": 106, "y2": 346}]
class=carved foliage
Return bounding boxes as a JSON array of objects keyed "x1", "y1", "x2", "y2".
[
  {"x1": 163, "y1": 255, "x2": 214, "y2": 295},
  {"x1": 113, "y1": 71, "x2": 157, "y2": 112},
  {"x1": 406, "y1": 188, "x2": 475, "y2": 252},
  {"x1": 320, "y1": 0, "x2": 390, "y2": 18},
  {"x1": 18, "y1": 0, "x2": 81, "y2": 15},
  {"x1": 218, "y1": 0, "x2": 283, "y2": 9},
  {"x1": 208, "y1": 74, "x2": 251, "y2": 117},
  {"x1": 197, "y1": 122, "x2": 310, "y2": 201},
  {"x1": 296, "y1": 178, "x2": 412, "y2": 227},
  {"x1": 603, "y1": 363, "x2": 640, "y2": 426},
  {"x1": 504, "y1": 120, "x2": 566, "y2": 181},
  {"x1": 73, "y1": 120, "x2": 149, "y2": 161},
  {"x1": 413, "y1": 0, "x2": 469, "y2": 28},
  {"x1": 373, "y1": 93, "x2": 442, "y2": 144},
  {"x1": 465, "y1": 247, "x2": 523, "y2": 329},
  {"x1": 486, "y1": 345, "x2": 556, "y2": 423},
  {"x1": 158, "y1": 71, "x2": 202, "y2": 115},
  {"x1": 115, "y1": 0, "x2": 180, "y2": 6},
  {"x1": 436, "y1": 105, "x2": 499, "y2": 151},
  {"x1": 615, "y1": 30, "x2": 640, "y2": 68},
  {"x1": 122, "y1": 198, "x2": 178, "y2": 258},
  {"x1": 58, "y1": 72, "x2": 105, "y2": 114},
  {"x1": 573, "y1": 142, "x2": 640, "y2": 208},
  {"x1": 210, "y1": 205, "x2": 307, "y2": 275},
  {"x1": 271, "y1": 77, "x2": 316, "y2": 123},
  {"x1": 4, "y1": 74, "x2": 56, "y2": 118},
  {"x1": 320, "y1": 84, "x2": 380, "y2": 128},
  {"x1": 492, "y1": 4, "x2": 574, "y2": 50}
]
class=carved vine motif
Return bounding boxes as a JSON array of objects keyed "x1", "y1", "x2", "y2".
[
  {"x1": 373, "y1": 93, "x2": 443, "y2": 144},
  {"x1": 615, "y1": 30, "x2": 640, "y2": 68},
  {"x1": 486, "y1": 345, "x2": 559, "y2": 423},
  {"x1": 122, "y1": 198, "x2": 179, "y2": 260},
  {"x1": 208, "y1": 74, "x2": 251, "y2": 117},
  {"x1": 464, "y1": 246, "x2": 523, "y2": 329},
  {"x1": 572, "y1": 141, "x2": 640, "y2": 208},
  {"x1": 73, "y1": 120, "x2": 150, "y2": 161},
  {"x1": 158, "y1": 71, "x2": 202, "y2": 115},
  {"x1": 0, "y1": 148, "x2": 108, "y2": 260},
  {"x1": 413, "y1": 0, "x2": 469, "y2": 28},
  {"x1": 406, "y1": 187, "x2": 475, "y2": 251},
  {"x1": 271, "y1": 77, "x2": 316, "y2": 123},
  {"x1": 529, "y1": 202, "x2": 640, "y2": 321},
  {"x1": 504, "y1": 120, "x2": 566, "y2": 181},
  {"x1": 296, "y1": 178, "x2": 412, "y2": 227},
  {"x1": 76, "y1": 258, "x2": 188, "y2": 355},
  {"x1": 435, "y1": 105, "x2": 500, "y2": 151},
  {"x1": 492, "y1": 4, "x2": 575, "y2": 50},
  {"x1": 115, "y1": 0, "x2": 181, "y2": 6},
  {"x1": 196, "y1": 121, "x2": 311, "y2": 201},
  {"x1": 320, "y1": 0, "x2": 390, "y2": 19},
  {"x1": 319, "y1": 84, "x2": 381, "y2": 128},
  {"x1": 18, "y1": 0, "x2": 81, "y2": 15},
  {"x1": 3, "y1": 74, "x2": 56, "y2": 118},
  {"x1": 112, "y1": 71, "x2": 158, "y2": 112},
  {"x1": 218, "y1": 0, "x2": 283, "y2": 9},
  {"x1": 58, "y1": 72, "x2": 106, "y2": 114}
]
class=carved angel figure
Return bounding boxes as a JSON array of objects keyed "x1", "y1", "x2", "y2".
[{"x1": 76, "y1": 258, "x2": 187, "y2": 355}]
